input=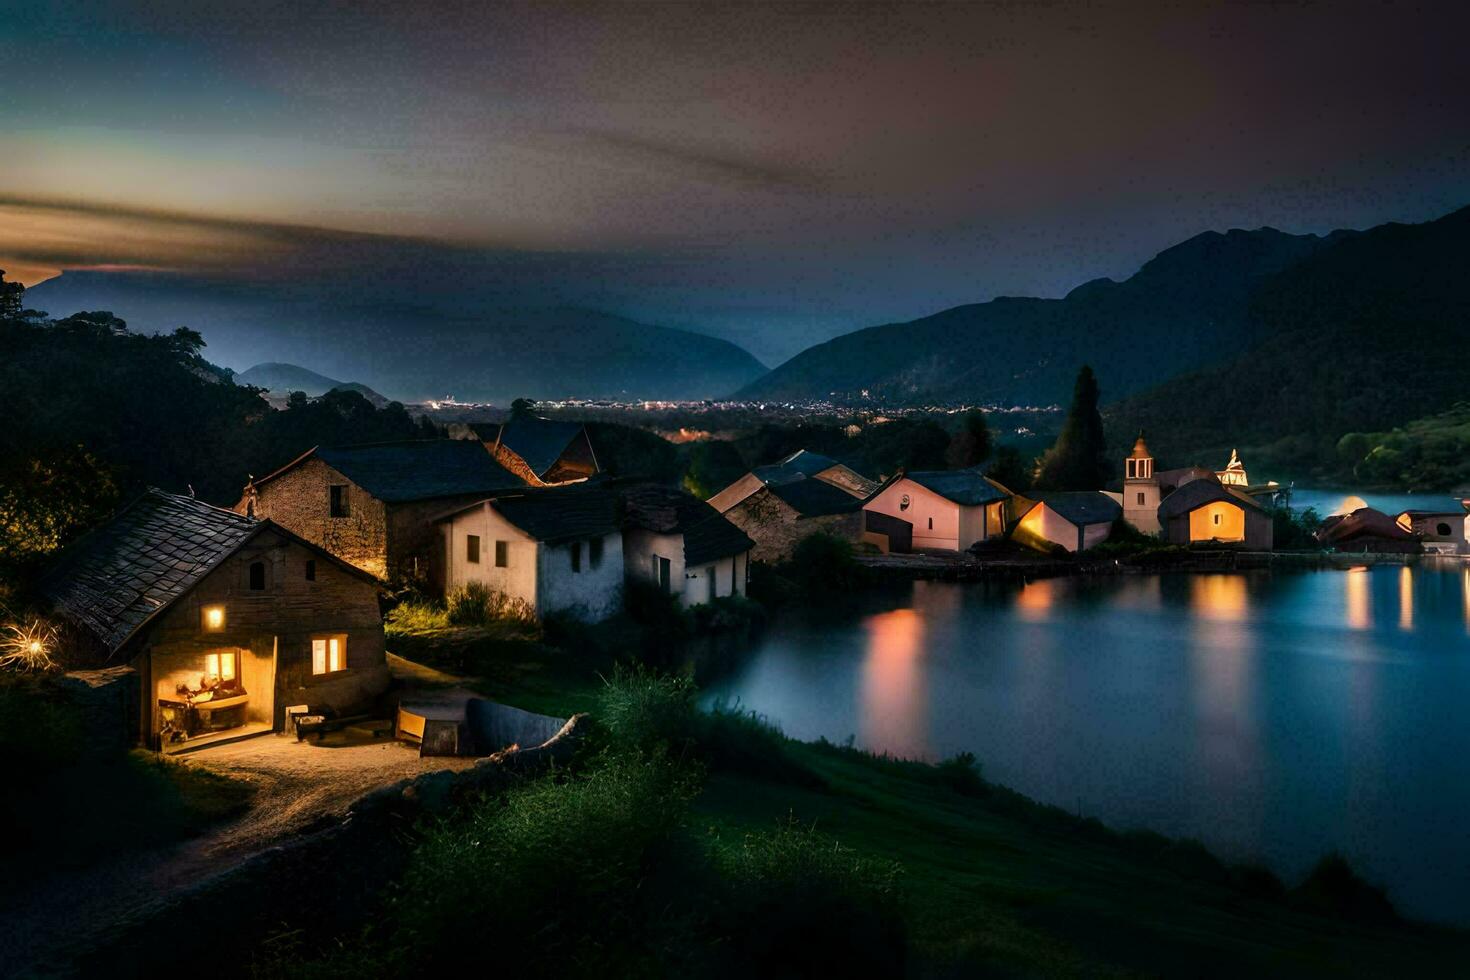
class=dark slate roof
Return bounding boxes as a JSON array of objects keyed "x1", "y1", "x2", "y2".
[
  {"x1": 313, "y1": 440, "x2": 526, "y2": 502},
  {"x1": 1026, "y1": 491, "x2": 1122, "y2": 527},
  {"x1": 487, "y1": 487, "x2": 621, "y2": 544},
  {"x1": 494, "y1": 417, "x2": 587, "y2": 479},
  {"x1": 40, "y1": 489, "x2": 262, "y2": 655},
  {"x1": 622, "y1": 483, "x2": 754, "y2": 566},
  {"x1": 904, "y1": 468, "x2": 1011, "y2": 506},
  {"x1": 752, "y1": 449, "x2": 841, "y2": 485},
  {"x1": 1157, "y1": 477, "x2": 1265, "y2": 519},
  {"x1": 767, "y1": 478, "x2": 863, "y2": 518},
  {"x1": 1319, "y1": 507, "x2": 1417, "y2": 544}
]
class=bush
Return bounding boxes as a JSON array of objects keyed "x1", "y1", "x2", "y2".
[
  {"x1": 596, "y1": 666, "x2": 699, "y2": 755},
  {"x1": 690, "y1": 594, "x2": 767, "y2": 635},
  {"x1": 713, "y1": 819, "x2": 906, "y2": 978},
  {"x1": 1289, "y1": 852, "x2": 1399, "y2": 924},
  {"x1": 781, "y1": 533, "x2": 872, "y2": 598},
  {"x1": 933, "y1": 751, "x2": 985, "y2": 797},
  {"x1": 698, "y1": 700, "x2": 820, "y2": 787},
  {"x1": 446, "y1": 581, "x2": 536, "y2": 626},
  {"x1": 384, "y1": 596, "x2": 449, "y2": 633}
]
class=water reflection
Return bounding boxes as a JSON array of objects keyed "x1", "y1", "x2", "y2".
[
  {"x1": 1463, "y1": 569, "x2": 1470, "y2": 634},
  {"x1": 1191, "y1": 574, "x2": 1248, "y2": 622},
  {"x1": 1016, "y1": 578, "x2": 1055, "y2": 621},
  {"x1": 1399, "y1": 566, "x2": 1414, "y2": 632},
  {"x1": 859, "y1": 608, "x2": 929, "y2": 759},
  {"x1": 1346, "y1": 567, "x2": 1372, "y2": 630}
]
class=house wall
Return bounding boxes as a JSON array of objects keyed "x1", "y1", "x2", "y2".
[
  {"x1": 865, "y1": 479, "x2": 997, "y2": 552},
  {"x1": 1081, "y1": 520, "x2": 1113, "y2": 551},
  {"x1": 441, "y1": 503, "x2": 539, "y2": 608},
  {"x1": 681, "y1": 551, "x2": 749, "y2": 606},
  {"x1": 536, "y1": 530, "x2": 624, "y2": 621},
  {"x1": 1015, "y1": 504, "x2": 1081, "y2": 552},
  {"x1": 1398, "y1": 512, "x2": 1467, "y2": 552},
  {"x1": 543, "y1": 431, "x2": 599, "y2": 484},
  {"x1": 1124, "y1": 480, "x2": 1162, "y2": 535},
  {"x1": 624, "y1": 527, "x2": 748, "y2": 607},
  {"x1": 722, "y1": 489, "x2": 862, "y2": 562},
  {"x1": 386, "y1": 493, "x2": 489, "y2": 589},
  {"x1": 1188, "y1": 501, "x2": 1246, "y2": 542},
  {"x1": 242, "y1": 458, "x2": 389, "y2": 579},
  {"x1": 135, "y1": 529, "x2": 388, "y2": 743}
]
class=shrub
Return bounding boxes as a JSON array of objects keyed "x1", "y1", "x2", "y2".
[
  {"x1": 596, "y1": 666, "x2": 699, "y2": 755},
  {"x1": 698, "y1": 699, "x2": 820, "y2": 787},
  {"x1": 783, "y1": 532, "x2": 872, "y2": 597},
  {"x1": 446, "y1": 581, "x2": 536, "y2": 626},
  {"x1": 1289, "y1": 852, "x2": 1399, "y2": 924},
  {"x1": 933, "y1": 751, "x2": 985, "y2": 797},
  {"x1": 384, "y1": 596, "x2": 449, "y2": 633},
  {"x1": 690, "y1": 594, "x2": 767, "y2": 635},
  {"x1": 714, "y1": 819, "x2": 906, "y2": 977}
]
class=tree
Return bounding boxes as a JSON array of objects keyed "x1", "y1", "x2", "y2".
[
  {"x1": 945, "y1": 410, "x2": 992, "y2": 469},
  {"x1": 1035, "y1": 365, "x2": 1109, "y2": 490},
  {"x1": 0, "y1": 270, "x2": 22, "y2": 318},
  {"x1": 510, "y1": 397, "x2": 537, "y2": 419},
  {"x1": 985, "y1": 445, "x2": 1032, "y2": 492}
]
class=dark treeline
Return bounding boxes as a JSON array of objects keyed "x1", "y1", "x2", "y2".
[{"x1": 0, "y1": 303, "x2": 435, "y2": 587}]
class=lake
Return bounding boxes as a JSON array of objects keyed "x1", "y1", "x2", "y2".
[{"x1": 705, "y1": 563, "x2": 1470, "y2": 922}]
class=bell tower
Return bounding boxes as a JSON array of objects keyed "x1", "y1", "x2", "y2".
[{"x1": 1123, "y1": 433, "x2": 1161, "y2": 535}]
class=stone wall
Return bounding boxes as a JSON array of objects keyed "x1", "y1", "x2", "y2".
[
  {"x1": 724, "y1": 490, "x2": 862, "y2": 563},
  {"x1": 244, "y1": 457, "x2": 390, "y2": 579}
]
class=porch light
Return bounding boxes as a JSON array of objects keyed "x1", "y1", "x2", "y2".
[{"x1": 203, "y1": 605, "x2": 226, "y2": 631}]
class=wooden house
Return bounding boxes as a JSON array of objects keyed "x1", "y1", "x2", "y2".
[
  {"x1": 1394, "y1": 509, "x2": 1468, "y2": 554},
  {"x1": 622, "y1": 484, "x2": 754, "y2": 606},
  {"x1": 1013, "y1": 491, "x2": 1122, "y2": 553},
  {"x1": 862, "y1": 468, "x2": 1011, "y2": 553},
  {"x1": 1157, "y1": 479, "x2": 1273, "y2": 549},
  {"x1": 435, "y1": 485, "x2": 624, "y2": 621},
  {"x1": 236, "y1": 440, "x2": 526, "y2": 585},
  {"x1": 1319, "y1": 508, "x2": 1421, "y2": 554},
  {"x1": 42, "y1": 489, "x2": 389, "y2": 751}
]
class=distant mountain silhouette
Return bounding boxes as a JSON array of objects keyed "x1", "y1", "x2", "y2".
[
  {"x1": 235, "y1": 362, "x2": 390, "y2": 406},
  {"x1": 1108, "y1": 203, "x2": 1470, "y2": 474},
  {"x1": 739, "y1": 225, "x2": 1332, "y2": 405},
  {"x1": 26, "y1": 273, "x2": 767, "y2": 403}
]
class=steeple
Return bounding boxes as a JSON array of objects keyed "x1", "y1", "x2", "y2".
[{"x1": 1125, "y1": 432, "x2": 1154, "y2": 481}]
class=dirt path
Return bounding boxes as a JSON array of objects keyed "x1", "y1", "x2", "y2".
[{"x1": 1, "y1": 735, "x2": 475, "y2": 978}]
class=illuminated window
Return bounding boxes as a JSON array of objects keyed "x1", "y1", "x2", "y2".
[
  {"x1": 466, "y1": 534, "x2": 481, "y2": 564},
  {"x1": 312, "y1": 635, "x2": 347, "y2": 675},
  {"x1": 495, "y1": 540, "x2": 508, "y2": 567},
  {"x1": 204, "y1": 651, "x2": 237, "y2": 681},
  {"x1": 329, "y1": 485, "x2": 350, "y2": 518},
  {"x1": 202, "y1": 605, "x2": 226, "y2": 632},
  {"x1": 249, "y1": 560, "x2": 266, "y2": 591}
]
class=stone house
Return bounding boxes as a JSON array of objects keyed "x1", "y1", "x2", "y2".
[
  {"x1": 1158, "y1": 479, "x2": 1273, "y2": 549},
  {"x1": 862, "y1": 468, "x2": 1011, "y2": 553},
  {"x1": 42, "y1": 489, "x2": 389, "y2": 751},
  {"x1": 435, "y1": 485, "x2": 624, "y2": 621},
  {"x1": 708, "y1": 449, "x2": 876, "y2": 513},
  {"x1": 720, "y1": 477, "x2": 864, "y2": 562},
  {"x1": 1012, "y1": 491, "x2": 1122, "y2": 553},
  {"x1": 451, "y1": 416, "x2": 599, "y2": 486},
  {"x1": 623, "y1": 484, "x2": 754, "y2": 607},
  {"x1": 236, "y1": 440, "x2": 525, "y2": 585}
]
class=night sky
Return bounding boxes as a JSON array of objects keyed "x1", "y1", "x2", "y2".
[{"x1": 4, "y1": 1, "x2": 1468, "y2": 364}]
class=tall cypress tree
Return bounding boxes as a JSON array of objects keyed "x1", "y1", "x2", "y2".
[{"x1": 1035, "y1": 365, "x2": 1109, "y2": 490}]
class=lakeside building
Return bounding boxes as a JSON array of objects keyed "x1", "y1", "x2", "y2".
[
  {"x1": 1012, "y1": 491, "x2": 1122, "y2": 553},
  {"x1": 623, "y1": 483, "x2": 755, "y2": 607},
  {"x1": 434, "y1": 485, "x2": 624, "y2": 622},
  {"x1": 236, "y1": 440, "x2": 526, "y2": 586},
  {"x1": 708, "y1": 449, "x2": 877, "y2": 512},
  {"x1": 1158, "y1": 478, "x2": 1273, "y2": 548},
  {"x1": 719, "y1": 475, "x2": 865, "y2": 563},
  {"x1": 1318, "y1": 508, "x2": 1422, "y2": 554},
  {"x1": 1394, "y1": 509, "x2": 1469, "y2": 555},
  {"x1": 41, "y1": 489, "x2": 389, "y2": 751},
  {"x1": 862, "y1": 468, "x2": 1011, "y2": 553}
]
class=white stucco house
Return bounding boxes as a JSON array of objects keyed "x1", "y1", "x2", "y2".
[
  {"x1": 1012, "y1": 491, "x2": 1122, "y2": 553},
  {"x1": 435, "y1": 485, "x2": 624, "y2": 621},
  {"x1": 862, "y1": 468, "x2": 1012, "y2": 553},
  {"x1": 623, "y1": 484, "x2": 755, "y2": 607}
]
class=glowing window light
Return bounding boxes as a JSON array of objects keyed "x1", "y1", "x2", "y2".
[
  {"x1": 204, "y1": 651, "x2": 237, "y2": 681},
  {"x1": 312, "y1": 636, "x2": 346, "y2": 675},
  {"x1": 203, "y1": 606, "x2": 226, "y2": 631}
]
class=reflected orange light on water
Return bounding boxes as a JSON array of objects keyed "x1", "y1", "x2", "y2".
[
  {"x1": 1399, "y1": 566, "x2": 1414, "y2": 632},
  {"x1": 1015, "y1": 578, "x2": 1055, "y2": 621},
  {"x1": 1346, "y1": 567, "x2": 1372, "y2": 630},
  {"x1": 859, "y1": 608, "x2": 929, "y2": 759},
  {"x1": 1191, "y1": 575, "x2": 1247, "y2": 622},
  {"x1": 1463, "y1": 569, "x2": 1470, "y2": 634}
]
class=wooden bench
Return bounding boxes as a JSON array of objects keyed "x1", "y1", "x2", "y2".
[{"x1": 293, "y1": 712, "x2": 379, "y2": 741}]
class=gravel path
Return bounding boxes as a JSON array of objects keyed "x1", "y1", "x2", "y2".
[{"x1": 1, "y1": 734, "x2": 475, "y2": 977}]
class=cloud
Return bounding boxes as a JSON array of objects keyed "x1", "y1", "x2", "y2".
[{"x1": 530, "y1": 127, "x2": 830, "y2": 192}]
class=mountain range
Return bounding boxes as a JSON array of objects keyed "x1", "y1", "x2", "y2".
[
  {"x1": 234, "y1": 362, "x2": 391, "y2": 406},
  {"x1": 25, "y1": 273, "x2": 767, "y2": 403}
]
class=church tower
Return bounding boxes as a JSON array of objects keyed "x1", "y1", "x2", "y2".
[{"x1": 1123, "y1": 433, "x2": 1161, "y2": 535}]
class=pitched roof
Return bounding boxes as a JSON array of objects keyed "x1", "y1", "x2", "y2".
[
  {"x1": 306, "y1": 440, "x2": 525, "y2": 502},
  {"x1": 1319, "y1": 507, "x2": 1417, "y2": 544},
  {"x1": 622, "y1": 483, "x2": 753, "y2": 565},
  {"x1": 486, "y1": 487, "x2": 621, "y2": 544},
  {"x1": 751, "y1": 449, "x2": 843, "y2": 485},
  {"x1": 1158, "y1": 477, "x2": 1265, "y2": 519},
  {"x1": 902, "y1": 468, "x2": 1011, "y2": 506},
  {"x1": 767, "y1": 478, "x2": 863, "y2": 518},
  {"x1": 40, "y1": 489, "x2": 263, "y2": 655},
  {"x1": 494, "y1": 416, "x2": 588, "y2": 479},
  {"x1": 1025, "y1": 491, "x2": 1122, "y2": 527}
]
